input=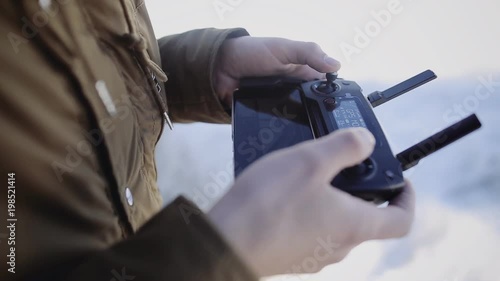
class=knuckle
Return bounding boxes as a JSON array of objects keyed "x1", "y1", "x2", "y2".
[
  {"x1": 302, "y1": 266, "x2": 323, "y2": 274},
  {"x1": 396, "y1": 223, "x2": 412, "y2": 238},
  {"x1": 344, "y1": 232, "x2": 360, "y2": 246},
  {"x1": 331, "y1": 254, "x2": 345, "y2": 264},
  {"x1": 304, "y1": 41, "x2": 321, "y2": 53},
  {"x1": 390, "y1": 213, "x2": 414, "y2": 238},
  {"x1": 329, "y1": 250, "x2": 350, "y2": 264},
  {"x1": 295, "y1": 146, "x2": 323, "y2": 175},
  {"x1": 275, "y1": 63, "x2": 295, "y2": 74},
  {"x1": 338, "y1": 130, "x2": 367, "y2": 155},
  {"x1": 344, "y1": 226, "x2": 364, "y2": 245}
]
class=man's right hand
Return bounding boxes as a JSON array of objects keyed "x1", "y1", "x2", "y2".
[{"x1": 209, "y1": 128, "x2": 415, "y2": 277}]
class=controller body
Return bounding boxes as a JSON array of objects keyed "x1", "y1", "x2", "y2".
[{"x1": 233, "y1": 76, "x2": 405, "y2": 203}]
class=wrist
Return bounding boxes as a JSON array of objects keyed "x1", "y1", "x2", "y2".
[{"x1": 208, "y1": 200, "x2": 264, "y2": 277}]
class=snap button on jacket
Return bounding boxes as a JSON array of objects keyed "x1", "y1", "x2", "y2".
[{"x1": 0, "y1": 0, "x2": 255, "y2": 280}]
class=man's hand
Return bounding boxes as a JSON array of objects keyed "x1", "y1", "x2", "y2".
[
  {"x1": 214, "y1": 37, "x2": 342, "y2": 105},
  {"x1": 209, "y1": 128, "x2": 415, "y2": 277}
]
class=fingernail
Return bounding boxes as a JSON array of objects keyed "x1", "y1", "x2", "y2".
[
  {"x1": 356, "y1": 128, "x2": 376, "y2": 146},
  {"x1": 324, "y1": 55, "x2": 341, "y2": 68}
]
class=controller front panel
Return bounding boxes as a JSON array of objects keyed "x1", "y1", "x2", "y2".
[{"x1": 300, "y1": 80, "x2": 405, "y2": 203}]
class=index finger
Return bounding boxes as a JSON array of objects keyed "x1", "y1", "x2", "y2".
[
  {"x1": 353, "y1": 181, "x2": 416, "y2": 241},
  {"x1": 374, "y1": 180, "x2": 416, "y2": 239},
  {"x1": 270, "y1": 39, "x2": 342, "y2": 73}
]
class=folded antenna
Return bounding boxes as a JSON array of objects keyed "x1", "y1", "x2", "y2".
[
  {"x1": 368, "y1": 70, "x2": 437, "y2": 108},
  {"x1": 397, "y1": 114, "x2": 482, "y2": 171}
]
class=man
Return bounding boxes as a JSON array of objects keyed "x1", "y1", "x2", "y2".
[{"x1": 0, "y1": 1, "x2": 415, "y2": 280}]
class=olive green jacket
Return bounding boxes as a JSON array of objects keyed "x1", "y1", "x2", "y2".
[{"x1": 0, "y1": 0, "x2": 255, "y2": 280}]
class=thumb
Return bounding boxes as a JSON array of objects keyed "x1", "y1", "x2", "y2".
[
  {"x1": 273, "y1": 39, "x2": 342, "y2": 73},
  {"x1": 295, "y1": 128, "x2": 376, "y2": 183}
]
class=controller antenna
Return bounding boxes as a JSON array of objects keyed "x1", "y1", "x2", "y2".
[
  {"x1": 397, "y1": 114, "x2": 482, "y2": 170},
  {"x1": 368, "y1": 70, "x2": 437, "y2": 108}
]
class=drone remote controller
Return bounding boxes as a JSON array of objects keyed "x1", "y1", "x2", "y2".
[{"x1": 232, "y1": 70, "x2": 482, "y2": 203}]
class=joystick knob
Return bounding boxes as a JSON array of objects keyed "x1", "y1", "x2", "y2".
[
  {"x1": 316, "y1": 72, "x2": 339, "y2": 94},
  {"x1": 326, "y1": 72, "x2": 338, "y2": 83}
]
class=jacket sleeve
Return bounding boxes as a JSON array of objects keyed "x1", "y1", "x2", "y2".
[
  {"x1": 158, "y1": 28, "x2": 249, "y2": 124},
  {"x1": 67, "y1": 197, "x2": 257, "y2": 281}
]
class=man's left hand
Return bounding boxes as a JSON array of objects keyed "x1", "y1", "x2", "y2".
[{"x1": 214, "y1": 36, "x2": 342, "y2": 105}]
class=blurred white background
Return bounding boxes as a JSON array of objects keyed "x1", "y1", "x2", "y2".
[{"x1": 148, "y1": 0, "x2": 500, "y2": 280}]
